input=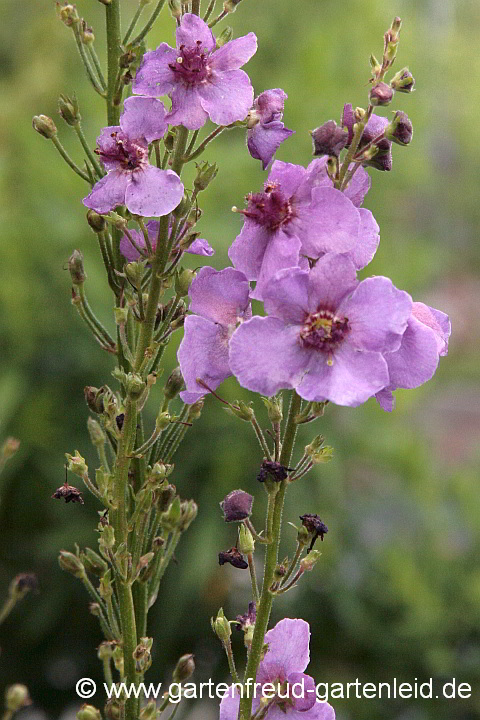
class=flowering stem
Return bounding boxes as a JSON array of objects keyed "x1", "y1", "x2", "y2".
[
  {"x1": 247, "y1": 552, "x2": 260, "y2": 604},
  {"x1": 131, "y1": 0, "x2": 167, "y2": 46},
  {"x1": 73, "y1": 123, "x2": 105, "y2": 178},
  {"x1": 183, "y1": 125, "x2": 226, "y2": 162},
  {"x1": 191, "y1": 0, "x2": 201, "y2": 14},
  {"x1": 184, "y1": 129, "x2": 200, "y2": 158},
  {"x1": 250, "y1": 416, "x2": 272, "y2": 460},
  {"x1": 105, "y1": 0, "x2": 122, "y2": 126},
  {"x1": 50, "y1": 135, "x2": 90, "y2": 182},
  {"x1": 123, "y1": 3, "x2": 146, "y2": 45},
  {"x1": 208, "y1": 9, "x2": 227, "y2": 28},
  {"x1": 77, "y1": 284, "x2": 116, "y2": 350},
  {"x1": 225, "y1": 640, "x2": 241, "y2": 684},
  {"x1": 202, "y1": 0, "x2": 216, "y2": 22},
  {"x1": 336, "y1": 104, "x2": 374, "y2": 190},
  {"x1": 279, "y1": 542, "x2": 304, "y2": 587},
  {"x1": 72, "y1": 23, "x2": 106, "y2": 97},
  {"x1": 238, "y1": 391, "x2": 302, "y2": 720},
  {"x1": 87, "y1": 44, "x2": 107, "y2": 92}
]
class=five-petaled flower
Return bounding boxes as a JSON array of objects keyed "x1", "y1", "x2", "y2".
[
  {"x1": 177, "y1": 266, "x2": 251, "y2": 404},
  {"x1": 247, "y1": 89, "x2": 294, "y2": 169},
  {"x1": 229, "y1": 254, "x2": 413, "y2": 407},
  {"x1": 83, "y1": 96, "x2": 184, "y2": 216},
  {"x1": 219, "y1": 618, "x2": 335, "y2": 720},
  {"x1": 133, "y1": 13, "x2": 257, "y2": 130}
]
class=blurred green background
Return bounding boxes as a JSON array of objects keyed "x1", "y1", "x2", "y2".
[{"x1": 1, "y1": 0, "x2": 479, "y2": 719}]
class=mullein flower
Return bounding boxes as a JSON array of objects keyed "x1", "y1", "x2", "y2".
[
  {"x1": 133, "y1": 13, "x2": 257, "y2": 129},
  {"x1": 177, "y1": 266, "x2": 251, "y2": 404},
  {"x1": 246, "y1": 89, "x2": 294, "y2": 169},
  {"x1": 376, "y1": 301, "x2": 450, "y2": 411},
  {"x1": 83, "y1": 96, "x2": 184, "y2": 216},
  {"x1": 220, "y1": 618, "x2": 335, "y2": 720},
  {"x1": 229, "y1": 255, "x2": 412, "y2": 407}
]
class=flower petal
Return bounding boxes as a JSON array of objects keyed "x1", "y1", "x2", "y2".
[
  {"x1": 262, "y1": 267, "x2": 309, "y2": 323},
  {"x1": 167, "y1": 84, "x2": 209, "y2": 130},
  {"x1": 384, "y1": 315, "x2": 441, "y2": 390},
  {"x1": 186, "y1": 238, "x2": 214, "y2": 256},
  {"x1": 247, "y1": 123, "x2": 294, "y2": 170},
  {"x1": 120, "y1": 96, "x2": 168, "y2": 143},
  {"x1": 347, "y1": 208, "x2": 379, "y2": 269},
  {"x1": 125, "y1": 166, "x2": 183, "y2": 217},
  {"x1": 306, "y1": 254, "x2": 358, "y2": 312},
  {"x1": 210, "y1": 32, "x2": 258, "y2": 71},
  {"x1": 132, "y1": 44, "x2": 178, "y2": 97},
  {"x1": 268, "y1": 160, "x2": 306, "y2": 198},
  {"x1": 188, "y1": 266, "x2": 251, "y2": 325},
  {"x1": 176, "y1": 13, "x2": 216, "y2": 52},
  {"x1": 230, "y1": 318, "x2": 308, "y2": 397},
  {"x1": 412, "y1": 302, "x2": 451, "y2": 355},
  {"x1": 228, "y1": 221, "x2": 271, "y2": 280},
  {"x1": 219, "y1": 686, "x2": 240, "y2": 720},
  {"x1": 287, "y1": 672, "x2": 317, "y2": 712},
  {"x1": 257, "y1": 618, "x2": 311, "y2": 683},
  {"x1": 251, "y1": 229, "x2": 302, "y2": 301},
  {"x1": 300, "y1": 187, "x2": 360, "y2": 256},
  {"x1": 177, "y1": 315, "x2": 231, "y2": 401},
  {"x1": 342, "y1": 276, "x2": 412, "y2": 353},
  {"x1": 375, "y1": 387, "x2": 395, "y2": 412},
  {"x1": 199, "y1": 70, "x2": 254, "y2": 125},
  {"x1": 83, "y1": 171, "x2": 127, "y2": 214},
  {"x1": 96, "y1": 126, "x2": 122, "y2": 171}
]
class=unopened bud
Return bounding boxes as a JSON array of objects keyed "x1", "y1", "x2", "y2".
[
  {"x1": 194, "y1": 161, "x2": 218, "y2": 192},
  {"x1": 369, "y1": 82, "x2": 394, "y2": 107},
  {"x1": 173, "y1": 653, "x2": 195, "y2": 683},
  {"x1": 187, "y1": 398, "x2": 204, "y2": 421},
  {"x1": 223, "y1": 0, "x2": 243, "y2": 12},
  {"x1": 33, "y1": 115, "x2": 57, "y2": 139},
  {"x1": 238, "y1": 524, "x2": 254, "y2": 555},
  {"x1": 175, "y1": 268, "x2": 196, "y2": 297},
  {"x1": 168, "y1": 0, "x2": 182, "y2": 18},
  {"x1": 299, "y1": 549, "x2": 322, "y2": 572},
  {"x1": 56, "y1": 2, "x2": 78, "y2": 26},
  {"x1": 211, "y1": 608, "x2": 232, "y2": 642},
  {"x1": 133, "y1": 637, "x2": 153, "y2": 673},
  {"x1": 82, "y1": 547, "x2": 109, "y2": 576},
  {"x1": 81, "y1": 21, "x2": 95, "y2": 44},
  {"x1": 164, "y1": 367, "x2": 184, "y2": 400},
  {"x1": 156, "y1": 482, "x2": 176, "y2": 512},
  {"x1": 58, "y1": 94, "x2": 80, "y2": 125},
  {"x1": 66, "y1": 450, "x2": 88, "y2": 477},
  {"x1": 180, "y1": 499, "x2": 198, "y2": 531},
  {"x1": 229, "y1": 400, "x2": 254, "y2": 422},
  {"x1": 68, "y1": 250, "x2": 86, "y2": 285},
  {"x1": 161, "y1": 496, "x2": 182, "y2": 530},
  {"x1": 5, "y1": 685, "x2": 31, "y2": 713},
  {"x1": 58, "y1": 550, "x2": 85, "y2": 578},
  {"x1": 77, "y1": 704, "x2": 101, "y2": 720},
  {"x1": 220, "y1": 489, "x2": 253, "y2": 522},
  {"x1": 311, "y1": 120, "x2": 348, "y2": 158},
  {"x1": 87, "y1": 417, "x2": 105, "y2": 447},
  {"x1": 385, "y1": 110, "x2": 413, "y2": 146},
  {"x1": 216, "y1": 26, "x2": 233, "y2": 48},
  {"x1": 86, "y1": 209, "x2": 106, "y2": 233},
  {"x1": 262, "y1": 395, "x2": 283, "y2": 423},
  {"x1": 390, "y1": 68, "x2": 415, "y2": 93},
  {"x1": 126, "y1": 373, "x2": 145, "y2": 399}
]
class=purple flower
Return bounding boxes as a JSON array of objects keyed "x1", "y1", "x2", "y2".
[
  {"x1": 247, "y1": 89, "x2": 294, "y2": 169},
  {"x1": 133, "y1": 13, "x2": 257, "y2": 130},
  {"x1": 219, "y1": 618, "x2": 335, "y2": 720},
  {"x1": 342, "y1": 104, "x2": 392, "y2": 171},
  {"x1": 83, "y1": 96, "x2": 184, "y2": 216},
  {"x1": 376, "y1": 301, "x2": 451, "y2": 411},
  {"x1": 228, "y1": 160, "x2": 377, "y2": 300},
  {"x1": 178, "y1": 266, "x2": 251, "y2": 404},
  {"x1": 220, "y1": 489, "x2": 254, "y2": 522},
  {"x1": 229, "y1": 255, "x2": 412, "y2": 407},
  {"x1": 120, "y1": 220, "x2": 214, "y2": 262}
]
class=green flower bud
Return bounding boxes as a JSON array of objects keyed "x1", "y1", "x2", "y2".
[
  {"x1": 223, "y1": 0, "x2": 243, "y2": 13},
  {"x1": 179, "y1": 499, "x2": 198, "y2": 531},
  {"x1": 161, "y1": 496, "x2": 182, "y2": 530},
  {"x1": 238, "y1": 524, "x2": 254, "y2": 555},
  {"x1": 390, "y1": 67, "x2": 415, "y2": 93},
  {"x1": 89, "y1": 602, "x2": 101, "y2": 616},
  {"x1": 168, "y1": 0, "x2": 182, "y2": 18},
  {"x1": 164, "y1": 367, "x2": 184, "y2": 401},
  {"x1": 56, "y1": 2, "x2": 79, "y2": 25},
  {"x1": 58, "y1": 550, "x2": 85, "y2": 578},
  {"x1": 114, "y1": 307, "x2": 129, "y2": 325},
  {"x1": 5, "y1": 685, "x2": 31, "y2": 713},
  {"x1": 175, "y1": 268, "x2": 196, "y2": 297},
  {"x1": 86, "y1": 210, "x2": 107, "y2": 233},
  {"x1": 155, "y1": 411, "x2": 171, "y2": 433},
  {"x1": 133, "y1": 637, "x2": 153, "y2": 673},
  {"x1": 87, "y1": 417, "x2": 105, "y2": 448},
  {"x1": 81, "y1": 21, "x2": 95, "y2": 45},
  {"x1": 99, "y1": 570, "x2": 113, "y2": 600},
  {"x1": 77, "y1": 704, "x2": 101, "y2": 720},
  {"x1": 97, "y1": 641, "x2": 115, "y2": 660},
  {"x1": 211, "y1": 608, "x2": 231, "y2": 643},
  {"x1": 228, "y1": 401, "x2": 254, "y2": 422},
  {"x1": 58, "y1": 94, "x2": 80, "y2": 126},
  {"x1": 194, "y1": 161, "x2": 218, "y2": 193},
  {"x1": 82, "y1": 547, "x2": 109, "y2": 576},
  {"x1": 262, "y1": 395, "x2": 283, "y2": 423},
  {"x1": 126, "y1": 373, "x2": 145, "y2": 399},
  {"x1": 187, "y1": 398, "x2": 204, "y2": 421},
  {"x1": 99, "y1": 524, "x2": 115, "y2": 553},
  {"x1": 216, "y1": 26, "x2": 233, "y2": 48},
  {"x1": 68, "y1": 250, "x2": 86, "y2": 285},
  {"x1": 172, "y1": 653, "x2": 195, "y2": 683},
  {"x1": 124, "y1": 260, "x2": 147, "y2": 289}
]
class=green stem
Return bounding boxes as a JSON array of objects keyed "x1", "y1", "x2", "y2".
[
  {"x1": 72, "y1": 23, "x2": 106, "y2": 96},
  {"x1": 202, "y1": 0, "x2": 216, "y2": 21},
  {"x1": 247, "y1": 553, "x2": 259, "y2": 604},
  {"x1": 238, "y1": 391, "x2": 302, "y2": 720},
  {"x1": 336, "y1": 104, "x2": 373, "y2": 189},
  {"x1": 225, "y1": 640, "x2": 240, "y2": 684},
  {"x1": 117, "y1": 580, "x2": 139, "y2": 720},
  {"x1": 191, "y1": 0, "x2": 201, "y2": 14},
  {"x1": 0, "y1": 596, "x2": 16, "y2": 625},
  {"x1": 208, "y1": 9, "x2": 227, "y2": 28},
  {"x1": 105, "y1": 0, "x2": 122, "y2": 126},
  {"x1": 73, "y1": 123, "x2": 104, "y2": 178},
  {"x1": 131, "y1": 0, "x2": 167, "y2": 45},
  {"x1": 87, "y1": 44, "x2": 107, "y2": 91},
  {"x1": 148, "y1": 530, "x2": 181, "y2": 605},
  {"x1": 103, "y1": 656, "x2": 114, "y2": 687},
  {"x1": 51, "y1": 135, "x2": 90, "y2": 182},
  {"x1": 279, "y1": 542, "x2": 304, "y2": 587},
  {"x1": 123, "y1": 3, "x2": 145, "y2": 45},
  {"x1": 183, "y1": 125, "x2": 226, "y2": 162},
  {"x1": 78, "y1": 284, "x2": 116, "y2": 349},
  {"x1": 250, "y1": 416, "x2": 272, "y2": 460}
]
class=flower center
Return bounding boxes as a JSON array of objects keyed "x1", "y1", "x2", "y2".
[
  {"x1": 300, "y1": 309, "x2": 350, "y2": 353},
  {"x1": 169, "y1": 41, "x2": 210, "y2": 85},
  {"x1": 97, "y1": 132, "x2": 148, "y2": 171},
  {"x1": 242, "y1": 183, "x2": 294, "y2": 231}
]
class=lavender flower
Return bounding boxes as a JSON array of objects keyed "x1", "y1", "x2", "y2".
[
  {"x1": 376, "y1": 301, "x2": 451, "y2": 411},
  {"x1": 83, "y1": 96, "x2": 183, "y2": 216},
  {"x1": 246, "y1": 89, "x2": 294, "y2": 169},
  {"x1": 133, "y1": 14, "x2": 257, "y2": 130},
  {"x1": 219, "y1": 618, "x2": 335, "y2": 720},
  {"x1": 342, "y1": 104, "x2": 392, "y2": 171},
  {"x1": 177, "y1": 266, "x2": 251, "y2": 404},
  {"x1": 229, "y1": 255, "x2": 412, "y2": 407},
  {"x1": 228, "y1": 160, "x2": 378, "y2": 299},
  {"x1": 120, "y1": 220, "x2": 214, "y2": 262}
]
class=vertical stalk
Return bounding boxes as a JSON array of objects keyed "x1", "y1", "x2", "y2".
[
  {"x1": 106, "y1": 0, "x2": 122, "y2": 126},
  {"x1": 238, "y1": 392, "x2": 302, "y2": 720}
]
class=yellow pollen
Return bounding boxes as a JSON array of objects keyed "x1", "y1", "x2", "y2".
[
  {"x1": 326, "y1": 353, "x2": 334, "y2": 367},
  {"x1": 176, "y1": 56, "x2": 183, "y2": 63}
]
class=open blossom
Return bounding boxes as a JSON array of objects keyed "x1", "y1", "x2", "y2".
[
  {"x1": 178, "y1": 266, "x2": 251, "y2": 404},
  {"x1": 220, "y1": 618, "x2": 335, "y2": 720},
  {"x1": 120, "y1": 220, "x2": 214, "y2": 262},
  {"x1": 83, "y1": 96, "x2": 183, "y2": 216},
  {"x1": 376, "y1": 301, "x2": 451, "y2": 411},
  {"x1": 133, "y1": 13, "x2": 257, "y2": 130},
  {"x1": 247, "y1": 89, "x2": 294, "y2": 169},
  {"x1": 228, "y1": 160, "x2": 378, "y2": 300},
  {"x1": 229, "y1": 255, "x2": 412, "y2": 407}
]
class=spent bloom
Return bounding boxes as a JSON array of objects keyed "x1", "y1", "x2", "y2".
[
  {"x1": 230, "y1": 255, "x2": 413, "y2": 407},
  {"x1": 376, "y1": 301, "x2": 450, "y2": 411},
  {"x1": 228, "y1": 160, "x2": 378, "y2": 300},
  {"x1": 177, "y1": 266, "x2": 251, "y2": 404},
  {"x1": 83, "y1": 96, "x2": 183, "y2": 216},
  {"x1": 220, "y1": 618, "x2": 335, "y2": 720},
  {"x1": 133, "y1": 13, "x2": 257, "y2": 130},
  {"x1": 120, "y1": 220, "x2": 214, "y2": 262},
  {"x1": 247, "y1": 89, "x2": 294, "y2": 169}
]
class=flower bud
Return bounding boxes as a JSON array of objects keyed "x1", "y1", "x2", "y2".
[
  {"x1": 87, "y1": 417, "x2": 105, "y2": 448},
  {"x1": 58, "y1": 94, "x2": 80, "y2": 126},
  {"x1": 216, "y1": 26, "x2": 233, "y2": 48},
  {"x1": 369, "y1": 82, "x2": 394, "y2": 107},
  {"x1": 86, "y1": 209, "x2": 107, "y2": 233},
  {"x1": 99, "y1": 570, "x2": 113, "y2": 600},
  {"x1": 105, "y1": 697, "x2": 123, "y2": 720},
  {"x1": 262, "y1": 395, "x2": 283, "y2": 423},
  {"x1": 81, "y1": 21, "x2": 95, "y2": 45},
  {"x1": 97, "y1": 641, "x2": 115, "y2": 661},
  {"x1": 9, "y1": 573, "x2": 38, "y2": 600},
  {"x1": 161, "y1": 496, "x2": 182, "y2": 530},
  {"x1": 125, "y1": 261, "x2": 147, "y2": 290},
  {"x1": 58, "y1": 550, "x2": 85, "y2": 578},
  {"x1": 82, "y1": 547, "x2": 109, "y2": 576},
  {"x1": 385, "y1": 110, "x2": 413, "y2": 146},
  {"x1": 311, "y1": 120, "x2": 348, "y2": 158},
  {"x1": 211, "y1": 608, "x2": 231, "y2": 643},
  {"x1": 223, "y1": 0, "x2": 243, "y2": 12},
  {"x1": 194, "y1": 161, "x2": 219, "y2": 192},
  {"x1": 126, "y1": 373, "x2": 145, "y2": 399},
  {"x1": 56, "y1": 1, "x2": 79, "y2": 25},
  {"x1": 180, "y1": 499, "x2": 198, "y2": 531},
  {"x1": 99, "y1": 524, "x2": 115, "y2": 554},
  {"x1": 77, "y1": 705, "x2": 101, "y2": 720},
  {"x1": 168, "y1": 0, "x2": 182, "y2": 18},
  {"x1": 221, "y1": 490, "x2": 253, "y2": 523},
  {"x1": 238, "y1": 524, "x2": 254, "y2": 555},
  {"x1": 156, "y1": 482, "x2": 176, "y2": 512},
  {"x1": 164, "y1": 367, "x2": 184, "y2": 401},
  {"x1": 89, "y1": 602, "x2": 101, "y2": 616},
  {"x1": 68, "y1": 250, "x2": 86, "y2": 285},
  {"x1": 175, "y1": 268, "x2": 196, "y2": 297},
  {"x1": 5, "y1": 685, "x2": 31, "y2": 713},
  {"x1": 218, "y1": 547, "x2": 248, "y2": 570},
  {"x1": 390, "y1": 68, "x2": 415, "y2": 93},
  {"x1": 133, "y1": 637, "x2": 153, "y2": 673},
  {"x1": 33, "y1": 114, "x2": 57, "y2": 139},
  {"x1": 172, "y1": 653, "x2": 195, "y2": 683},
  {"x1": 228, "y1": 400, "x2": 254, "y2": 422},
  {"x1": 187, "y1": 398, "x2": 204, "y2": 422}
]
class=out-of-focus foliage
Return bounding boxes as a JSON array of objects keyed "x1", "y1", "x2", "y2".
[{"x1": 0, "y1": 1, "x2": 479, "y2": 719}]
